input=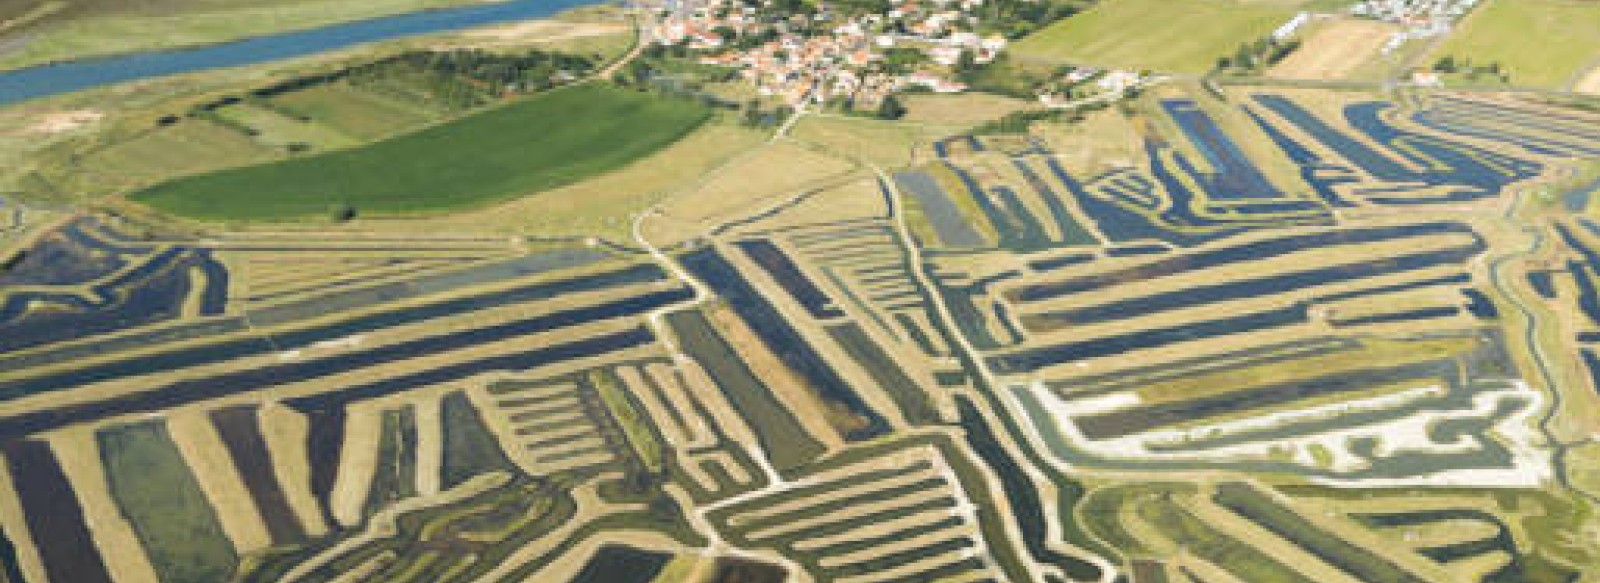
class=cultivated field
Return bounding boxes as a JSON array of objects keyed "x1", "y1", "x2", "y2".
[
  {"x1": 1012, "y1": 0, "x2": 1303, "y2": 73},
  {"x1": 1269, "y1": 17, "x2": 1401, "y2": 81},
  {"x1": 901, "y1": 93, "x2": 1033, "y2": 128},
  {"x1": 133, "y1": 85, "x2": 711, "y2": 220},
  {"x1": 1426, "y1": 0, "x2": 1600, "y2": 89},
  {"x1": 645, "y1": 141, "x2": 860, "y2": 245},
  {"x1": 437, "y1": 122, "x2": 768, "y2": 241}
]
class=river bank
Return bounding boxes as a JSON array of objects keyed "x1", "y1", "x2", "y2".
[
  {"x1": 0, "y1": 4, "x2": 633, "y2": 201},
  {"x1": 0, "y1": 0, "x2": 545, "y2": 72},
  {"x1": 0, "y1": 0, "x2": 608, "y2": 107}
]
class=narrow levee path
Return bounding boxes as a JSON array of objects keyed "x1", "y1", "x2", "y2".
[
  {"x1": 874, "y1": 164, "x2": 1118, "y2": 583},
  {"x1": 630, "y1": 205, "x2": 812, "y2": 578},
  {"x1": 1488, "y1": 176, "x2": 1600, "y2": 504}
]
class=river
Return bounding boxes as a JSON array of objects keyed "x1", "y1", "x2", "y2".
[{"x1": 0, "y1": 0, "x2": 602, "y2": 107}]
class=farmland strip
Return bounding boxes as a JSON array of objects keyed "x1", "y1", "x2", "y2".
[
  {"x1": 0, "y1": 263, "x2": 662, "y2": 401},
  {"x1": 1072, "y1": 360, "x2": 1448, "y2": 439},
  {"x1": 1008, "y1": 222, "x2": 1473, "y2": 302},
  {"x1": 0, "y1": 439, "x2": 115, "y2": 583},
  {"x1": 211, "y1": 406, "x2": 306, "y2": 542},
  {"x1": 1214, "y1": 483, "x2": 1429, "y2": 583}
]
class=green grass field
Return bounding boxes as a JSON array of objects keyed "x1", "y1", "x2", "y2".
[
  {"x1": 98, "y1": 422, "x2": 238, "y2": 583},
  {"x1": 1427, "y1": 0, "x2": 1600, "y2": 89},
  {"x1": 214, "y1": 103, "x2": 359, "y2": 150},
  {"x1": 83, "y1": 119, "x2": 277, "y2": 184},
  {"x1": 1011, "y1": 0, "x2": 1302, "y2": 73},
  {"x1": 132, "y1": 84, "x2": 711, "y2": 220},
  {"x1": 270, "y1": 84, "x2": 442, "y2": 140}
]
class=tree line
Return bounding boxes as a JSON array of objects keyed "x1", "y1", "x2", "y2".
[{"x1": 174, "y1": 47, "x2": 600, "y2": 122}]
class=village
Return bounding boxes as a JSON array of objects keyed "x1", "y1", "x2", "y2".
[
  {"x1": 646, "y1": 0, "x2": 1147, "y2": 111},
  {"x1": 1351, "y1": 0, "x2": 1484, "y2": 52},
  {"x1": 644, "y1": 0, "x2": 1494, "y2": 111}
]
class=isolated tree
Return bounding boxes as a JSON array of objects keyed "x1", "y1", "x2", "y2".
[
  {"x1": 956, "y1": 48, "x2": 978, "y2": 74},
  {"x1": 877, "y1": 95, "x2": 907, "y2": 120},
  {"x1": 742, "y1": 99, "x2": 763, "y2": 126},
  {"x1": 1234, "y1": 43, "x2": 1256, "y2": 70},
  {"x1": 330, "y1": 203, "x2": 357, "y2": 223}
]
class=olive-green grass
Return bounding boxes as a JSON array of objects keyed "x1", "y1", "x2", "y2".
[
  {"x1": 132, "y1": 84, "x2": 710, "y2": 221},
  {"x1": 1426, "y1": 0, "x2": 1600, "y2": 89},
  {"x1": 1011, "y1": 0, "x2": 1301, "y2": 73}
]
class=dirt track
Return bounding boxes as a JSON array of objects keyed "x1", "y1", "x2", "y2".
[{"x1": 1574, "y1": 65, "x2": 1600, "y2": 95}]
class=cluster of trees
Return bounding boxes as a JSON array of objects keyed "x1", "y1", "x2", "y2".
[
  {"x1": 730, "y1": 26, "x2": 782, "y2": 50},
  {"x1": 1432, "y1": 56, "x2": 1510, "y2": 83},
  {"x1": 978, "y1": 0, "x2": 1091, "y2": 40},
  {"x1": 876, "y1": 94, "x2": 908, "y2": 119},
  {"x1": 959, "y1": 54, "x2": 1051, "y2": 99},
  {"x1": 613, "y1": 54, "x2": 741, "y2": 103},
  {"x1": 643, "y1": 42, "x2": 694, "y2": 60},
  {"x1": 1555, "y1": 95, "x2": 1600, "y2": 114},
  {"x1": 817, "y1": 93, "x2": 906, "y2": 120},
  {"x1": 604, "y1": 55, "x2": 747, "y2": 118},
  {"x1": 969, "y1": 97, "x2": 1118, "y2": 135},
  {"x1": 1215, "y1": 35, "x2": 1301, "y2": 74},
  {"x1": 878, "y1": 47, "x2": 930, "y2": 75},
  {"x1": 740, "y1": 100, "x2": 794, "y2": 127},
  {"x1": 183, "y1": 47, "x2": 597, "y2": 120},
  {"x1": 162, "y1": 47, "x2": 599, "y2": 158},
  {"x1": 339, "y1": 49, "x2": 597, "y2": 109}
]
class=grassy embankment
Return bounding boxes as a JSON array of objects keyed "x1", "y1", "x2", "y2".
[
  {"x1": 589, "y1": 369, "x2": 665, "y2": 473},
  {"x1": 132, "y1": 84, "x2": 710, "y2": 220}
]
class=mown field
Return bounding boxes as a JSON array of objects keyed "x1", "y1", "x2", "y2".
[
  {"x1": 132, "y1": 84, "x2": 710, "y2": 220},
  {"x1": 1268, "y1": 17, "x2": 1400, "y2": 81},
  {"x1": 1427, "y1": 0, "x2": 1600, "y2": 89},
  {"x1": 1011, "y1": 0, "x2": 1303, "y2": 73}
]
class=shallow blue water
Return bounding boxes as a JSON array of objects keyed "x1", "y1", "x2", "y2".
[{"x1": 0, "y1": 0, "x2": 599, "y2": 106}]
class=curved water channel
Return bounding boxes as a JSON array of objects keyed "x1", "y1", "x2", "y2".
[
  {"x1": 0, "y1": 0, "x2": 600, "y2": 107},
  {"x1": 1490, "y1": 176, "x2": 1600, "y2": 504}
]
